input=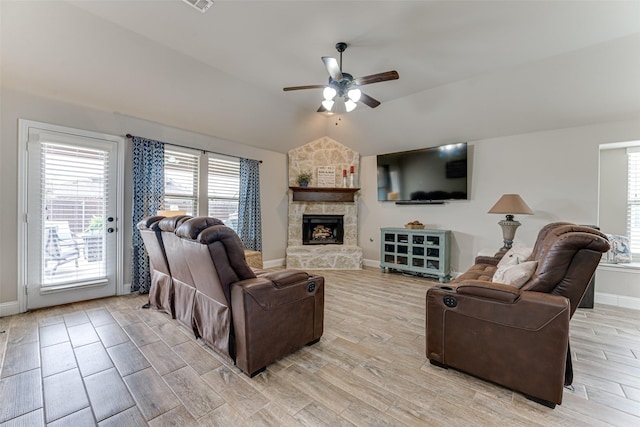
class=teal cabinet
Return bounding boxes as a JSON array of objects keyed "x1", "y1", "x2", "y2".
[{"x1": 380, "y1": 228, "x2": 451, "y2": 282}]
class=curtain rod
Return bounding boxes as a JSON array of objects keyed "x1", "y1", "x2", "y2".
[{"x1": 126, "y1": 134, "x2": 262, "y2": 163}]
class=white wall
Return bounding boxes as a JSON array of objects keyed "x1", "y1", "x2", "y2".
[
  {"x1": 358, "y1": 117, "x2": 640, "y2": 275},
  {"x1": 0, "y1": 88, "x2": 289, "y2": 306}
]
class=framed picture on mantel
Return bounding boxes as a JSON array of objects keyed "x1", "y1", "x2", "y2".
[{"x1": 317, "y1": 166, "x2": 336, "y2": 187}]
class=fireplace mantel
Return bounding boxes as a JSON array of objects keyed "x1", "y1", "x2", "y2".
[{"x1": 289, "y1": 187, "x2": 360, "y2": 203}]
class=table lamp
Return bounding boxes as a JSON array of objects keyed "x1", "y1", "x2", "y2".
[{"x1": 488, "y1": 194, "x2": 533, "y2": 251}]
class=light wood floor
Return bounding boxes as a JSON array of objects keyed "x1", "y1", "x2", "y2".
[{"x1": 1, "y1": 268, "x2": 639, "y2": 426}]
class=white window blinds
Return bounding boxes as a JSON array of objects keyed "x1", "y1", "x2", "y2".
[
  {"x1": 207, "y1": 154, "x2": 240, "y2": 230},
  {"x1": 627, "y1": 147, "x2": 640, "y2": 255},
  {"x1": 164, "y1": 148, "x2": 199, "y2": 215},
  {"x1": 41, "y1": 142, "x2": 109, "y2": 284}
]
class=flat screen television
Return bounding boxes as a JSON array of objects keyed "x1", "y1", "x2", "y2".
[{"x1": 377, "y1": 142, "x2": 468, "y2": 203}]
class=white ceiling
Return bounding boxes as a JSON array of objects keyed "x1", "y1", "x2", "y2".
[{"x1": 2, "y1": 0, "x2": 640, "y2": 155}]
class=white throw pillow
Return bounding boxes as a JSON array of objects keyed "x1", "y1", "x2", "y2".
[
  {"x1": 496, "y1": 245, "x2": 533, "y2": 268},
  {"x1": 492, "y1": 261, "x2": 538, "y2": 288}
]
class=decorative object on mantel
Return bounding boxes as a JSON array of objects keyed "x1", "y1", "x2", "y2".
[
  {"x1": 488, "y1": 194, "x2": 534, "y2": 252},
  {"x1": 296, "y1": 171, "x2": 313, "y2": 187},
  {"x1": 405, "y1": 220, "x2": 425, "y2": 229},
  {"x1": 349, "y1": 165, "x2": 356, "y2": 188},
  {"x1": 316, "y1": 166, "x2": 335, "y2": 187}
]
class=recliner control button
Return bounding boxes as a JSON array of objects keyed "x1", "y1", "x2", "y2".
[
  {"x1": 307, "y1": 282, "x2": 316, "y2": 292},
  {"x1": 443, "y1": 295, "x2": 457, "y2": 307}
]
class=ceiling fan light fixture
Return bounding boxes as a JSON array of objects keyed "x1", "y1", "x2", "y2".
[
  {"x1": 345, "y1": 99, "x2": 357, "y2": 112},
  {"x1": 322, "y1": 100, "x2": 334, "y2": 111},
  {"x1": 347, "y1": 88, "x2": 361, "y2": 102},
  {"x1": 323, "y1": 86, "x2": 337, "y2": 101},
  {"x1": 283, "y1": 42, "x2": 398, "y2": 113}
]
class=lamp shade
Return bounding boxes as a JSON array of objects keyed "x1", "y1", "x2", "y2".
[
  {"x1": 347, "y1": 88, "x2": 361, "y2": 102},
  {"x1": 323, "y1": 86, "x2": 337, "y2": 101},
  {"x1": 488, "y1": 194, "x2": 533, "y2": 215},
  {"x1": 345, "y1": 99, "x2": 357, "y2": 112},
  {"x1": 321, "y1": 99, "x2": 334, "y2": 111}
]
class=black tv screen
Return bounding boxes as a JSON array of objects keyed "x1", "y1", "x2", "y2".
[{"x1": 377, "y1": 143, "x2": 468, "y2": 202}]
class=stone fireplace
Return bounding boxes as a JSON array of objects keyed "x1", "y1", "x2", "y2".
[{"x1": 286, "y1": 137, "x2": 363, "y2": 269}]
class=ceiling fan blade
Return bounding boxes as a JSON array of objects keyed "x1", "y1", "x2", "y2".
[
  {"x1": 360, "y1": 93, "x2": 381, "y2": 108},
  {"x1": 283, "y1": 85, "x2": 325, "y2": 91},
  {"x1": 322, "y1": 57, "x2": 343, "y2": 81},
  {"x1": 355, "y1": 70, "x2": 399, "y2": 86}
]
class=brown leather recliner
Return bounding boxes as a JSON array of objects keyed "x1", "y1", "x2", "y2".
[
  {"x1": 157, "y1": 215, "x2": 202, "y2": 333},
  {"x1": 426, "y1": 223, "x2": 610, "y2": 408},
  {"x1": 137, "y1": 215, "x2": 173, "y2": 316},
  {"x1": 176, "y1": 217, "x2": 324, "y2": 376}
]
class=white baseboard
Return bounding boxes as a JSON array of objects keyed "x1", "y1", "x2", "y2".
[
  {"x1": 264, "y1": 258, "x2": 285, "y2": 269},
  {"x1": 595, "y1": 292, "x2": 640, "y2": 310},
  {"x1": 363, "y1": 258, "x2": 379, "y2": 268},
  {"x1": 0, "y1": 300, "x2": 20, "y2": 317},
  {"x1": 122, "y1": 282, "x2": 131, "y2": 295}
]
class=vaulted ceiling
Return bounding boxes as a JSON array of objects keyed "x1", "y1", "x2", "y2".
[{"x1": 2, "y1": 1, "x2": 640, "y2": 155}]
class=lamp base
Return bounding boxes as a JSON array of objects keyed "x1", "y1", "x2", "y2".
[{"x1": 498, "y1": 217, "x2": 521, "y2": 252}]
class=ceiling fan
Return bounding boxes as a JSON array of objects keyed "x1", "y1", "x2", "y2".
[{"x1": 283, "y1": 42, "x2": 399, "y2": 113}]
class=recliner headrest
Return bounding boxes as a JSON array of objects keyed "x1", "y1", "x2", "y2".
[
  {"x1": 137, "y1": 215, "x2": 165, "y2": 231},
  {"x1": 158, "y1": 215, "x2": 193, "y2": 233},
  {"x1": 175, "y1": 217, "x2": 225, "y2": 239},
  {"x1": 191, "y1": 223, "x2": 256, "y2": 281},
  {"x1": 523, "y1": 226, "x2": 610, "y2": 294}
]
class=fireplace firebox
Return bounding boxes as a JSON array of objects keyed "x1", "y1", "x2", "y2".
[{"x1": 302, "y1": 214, "x2": 344, "y2": 245}]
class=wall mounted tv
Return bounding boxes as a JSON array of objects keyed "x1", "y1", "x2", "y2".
[{"x1": 377, "y1": 142, "x2": 468, "y2": 204}]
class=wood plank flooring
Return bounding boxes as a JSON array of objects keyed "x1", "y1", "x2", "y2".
[{"x1": 1, "y1": 268, "x2": 639, "y2": 426}]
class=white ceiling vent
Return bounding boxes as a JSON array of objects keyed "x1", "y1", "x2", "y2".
[{"x1": 182, "y1": 0, "x2": 213, "y2": 13}]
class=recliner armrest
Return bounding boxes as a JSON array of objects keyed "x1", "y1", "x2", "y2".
[
  {"x1": 232, "y1": 274, "x2": 321, "y2": 309},
  {"x1": 455, "y1": 280, "x2": 520, "y2": 303},
  {"x1": 473, "y1": 255, "x2": 501, "y2": 266},
  {"x1": 428, "y1": 284, "x2": 569, "y2": 331},
  {"x1": 258, "y1": 270, "x2": 309, "y2": 288}
]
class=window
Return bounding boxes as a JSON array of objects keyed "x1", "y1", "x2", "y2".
[
  {"x1": 208, "y1": 154, "x2": 240, "y2": 230},
  {"x1": 163, "y1": 146, "x2": 240, "y2": 229},
  {"x1": 164, "y1": 148, "x2": 199, "y2": 215},
  {"x1": 40, "y1": 142, "x2": 110, "y2": 284},
  {"x1": 627, "y1": 147, "x2": 640, "y2": 255}
]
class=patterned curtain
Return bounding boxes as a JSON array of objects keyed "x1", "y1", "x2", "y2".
[
  {"x1": 132, "y1": 136, "x2": 165, "y2": 293},
  {"x1": 237, "y1": 158, "x2": 262, "y2": 251}
]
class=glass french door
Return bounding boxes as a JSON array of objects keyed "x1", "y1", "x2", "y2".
[{"x1": 24, "y1": 124, "x2": 121, "y2": 310}]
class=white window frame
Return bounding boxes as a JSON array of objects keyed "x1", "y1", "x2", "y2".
[
  {"x1": 163, "y1": 145, "x2": 240, "y2": 224},
  {"x1": 163, "y1": 145, "x2": 202, "y2": 215},
  {"x1": 207, "y1": 153, "x2": 240, "y2": 231}
]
